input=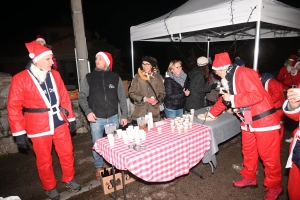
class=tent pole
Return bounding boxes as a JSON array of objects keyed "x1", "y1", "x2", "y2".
[
  {"x1": 131, "y1": 41, "x2": 134, "y2": 78},
  {"x1": 253, "y1": 21, "x2": 261, "y2": 71},
  {"x1": 207, "y1": 35, "x2": 210, "y2": 61}
]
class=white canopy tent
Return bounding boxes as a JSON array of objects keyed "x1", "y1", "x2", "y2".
[{"x1": 130, "y1": 0, "x2": 300, "y2": 77}]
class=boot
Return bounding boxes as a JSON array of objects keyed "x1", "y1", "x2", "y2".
[
  {"x1": 46, "y1": 187, "x2": 60, "y2": 200},
  {"x1": 233, "y1": 176, "x2": 257, "y2": 188},
  {"x1": 65, "y1": 179, "x2": 81, "y2": 192},
  {"x1": 264, "y1": 186, "x2": 283, "y2": 200}
]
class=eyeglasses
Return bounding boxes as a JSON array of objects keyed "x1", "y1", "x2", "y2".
[{"x1": 142, "y1": 63, "x2": 151, "y2": 66}]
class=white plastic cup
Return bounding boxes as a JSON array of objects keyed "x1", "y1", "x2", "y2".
[
  {"x1": 116, "y1": 129, "x2": 122, "y2": 139},
  {"x1": 170, "y1": 119, "x2": 174, "y2": 124},
  {"x1": 190, "y1": 109, "x2": 195, "y2": 114},
  {"x1": 182, "y1": 114, "x2": 186, "y2": 119},
  {"x1": 107, "y1": 134, "x2": 114, "y2": 147},
  {"x1": 123, "y1": 133, "x2": 128, "y2": 144},
  {"x1": 189, "y1": 115, "x2": 194, "y2": 122},
  {"x1": 122, "y1": 130, "x2": 127, "y2": 138},
  {"x1": 157, "y1": 127, "x2": 162, "y2": 134},
  {"x1": 188, "y1": 122, "x2": 193, "y2": 128},
  {"x1": 171, "y1": 125, "x2": 175, "y2": 133},
  {"x1": 127, "y1": 129, "x2": 133, "y2": 142},
  {"x1": 177, "y1": 126, "x2": 182, "y2": 134},
  {"x1": 135, "y1": 131, "x2": 140, "y2": 144},
  {"x1": 184, "y1": 127, "x2": 188, "y2": 133},
  {"x1": 128, "y1": 125, "x2": 133, "y2": 130},
  {"x1": 139, "y1": 130, "x2": 146, "y2": 140}
]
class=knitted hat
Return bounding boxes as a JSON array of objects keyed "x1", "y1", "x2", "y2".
[
  {"x1": 197, "y1": 56, "x2": 209, "y2": 66},
  {"x1": 25, "y1": 41, "x2": 52, "y2": 63},
  {"x1": 36, "y1": 35, "x2": 46, "y2": 45},
  {"x1": 212, "y1": 52, "x2": 231, "y2": 70},
  {"x1": 95, "y1": 51, "x2": 113, "y2": 71},
  {"x1": 235, "y1": 59, "x2": 245, "y2": 66}
]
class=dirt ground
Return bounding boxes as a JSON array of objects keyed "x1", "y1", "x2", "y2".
[{"x1": 0, "y1": 119, "x2": 296, "y2": 200}]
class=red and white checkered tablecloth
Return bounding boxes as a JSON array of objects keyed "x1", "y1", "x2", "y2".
[{"x1": 93, "y1": 119, "x2": 211, "y2": 182}]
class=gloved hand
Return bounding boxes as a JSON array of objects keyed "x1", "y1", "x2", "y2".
[
  {"x1": 69, "y1": 121, "x2": 77, "y2": 133},
  {"x1": 16, "y1": 134, "x2": 30, "y2": 149},
  {"x1": 222, "y1": 98, "x2": 231, "y2": 107},
  {"x1": 210, "y1": 83, "x2": 218, "y2": 90}
]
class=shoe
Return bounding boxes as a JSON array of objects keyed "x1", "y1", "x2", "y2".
[
  {"x1": 264, "y1": 186, "x2": 283, "y2": 200},
  {"x1": 65, "y1": 179, "x2": 81, "y2": 192},
  {"x1": 96, "y1": 167, "x2": 104, "y2": 179},
  {"x1": 285, "y1": 137, "x2": 293, "y2": 143},
  {"x1": 46, "y1": 187, "x2": 60, "y2": 200},
  {"x1": 233, "y1": 176, "x2": 257, "y2": 188}
]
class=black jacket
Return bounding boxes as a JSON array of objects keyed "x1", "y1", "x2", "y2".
[
  {"x1": 185, "y1": 68, "x2": 211, "y2": 110},
  {"x1": 164, "y1": 77, "x2": 188, "y2": 110}
]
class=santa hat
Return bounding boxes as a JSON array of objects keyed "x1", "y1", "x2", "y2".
[
  {"x1": 25, "y1": 41, "x2": 52, "y2": 63},
  {"x1": 95, "y1": 51, "x2": 113, "y2": 71},
  {"x1": 36, "y1": 35, "x2": 46, "y2": 45},
  {"x1": 212, "y1": 52, "x2": 231, "y2": 70}
]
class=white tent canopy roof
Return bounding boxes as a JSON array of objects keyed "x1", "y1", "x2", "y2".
[{"x1": 130, "y1": 0, "x2": 300, "y2": 43}]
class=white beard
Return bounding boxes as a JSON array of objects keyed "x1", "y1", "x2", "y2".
[
  {"x1": 221, "y1": 78, "x2": 229, "y2": 91},
  {"x1": 30, "y1": 63, "x2": 49, "y2": 84}
]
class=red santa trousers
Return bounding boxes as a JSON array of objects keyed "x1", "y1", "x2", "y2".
[
  {"x1": 31, "y1": 123, "x2": 75, "y2": 190},
  {"x1": 240, "y1": 129, "x2": 281, "y2": 188}
]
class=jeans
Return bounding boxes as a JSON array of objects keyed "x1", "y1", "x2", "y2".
[
  {"x1": 164, "y1": 108, "x2": 183, "y2": 118},
  {"x1": 90, "y1": 114, "x2": 119, "y2": 168}
]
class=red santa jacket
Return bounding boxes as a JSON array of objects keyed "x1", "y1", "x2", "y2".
[
  {"x1": 277, "y1": 66, "x2": 300, "y2": 90},
  {"x1": 264, "y1": 78, "x2": 285, "y2": 122},
  {"x1": 208, "y1": 66, "x2": 280, "y2": 132},
  {"x1": 7, "y1": 69, "x2": 75, "y2": 138}
]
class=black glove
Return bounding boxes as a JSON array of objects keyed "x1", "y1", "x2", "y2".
[
  {"x1": 210, "y1": 83, "x2": 218, "y2": 90},
  {"x1": 222, "y1": 98, "x2": 231, "y2": 107},
  {"x1": 69, "y1": 121, "x2": 77, "y2": 133},
  {"x1": 16, "y1": 134, "x2": 30, "y2": 149}
]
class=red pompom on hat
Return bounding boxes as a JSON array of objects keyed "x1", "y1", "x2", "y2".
[
  {"x1": 212, "y1": 52, "x2": 231, "y2": 70},
  {"x1": 25, "y1": 41, "x2": 52, "y2": 63},
  {"x1": 36, "y1": 35, "x2": 46, "y2": 45},
  {"x1": 95, "y1": 51, "x2": 113, "y2": 71}
]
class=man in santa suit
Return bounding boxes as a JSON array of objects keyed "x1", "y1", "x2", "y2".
[
  {"x1": 283, "y1": 87, "x2": 300, "y2": 200},
  {"x1": 207, "y1": 52, "x2": 282, "y2": 200},
  {"x1": 7, "y1": 41, "x2": 81, "y2": 200},
  {"x1": 260, "y1": 73, "x2": 285, "y2": 148}
]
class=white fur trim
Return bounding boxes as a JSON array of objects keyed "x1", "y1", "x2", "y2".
[
  {"x1": 96, "y1": 52, "x2": 110, "y2": 66},
  {"x1": 212, "y1": 64, "x2": 230, "y2": 70},
  {"x1": 30, "y1": 63, "x2": 48, "y2": 84},
  {"x1": 286, "y1": 130, "x2": 300, "y2": 168},
  {"x1": 36, "y1": 38, "x2": 46, "y2": 44},
  {"x1": 29, "y1": 53, "x2": 35, "y2": 58},
  {"x1": 33, "y1": 50, "x2": 52, "y2": 63}
]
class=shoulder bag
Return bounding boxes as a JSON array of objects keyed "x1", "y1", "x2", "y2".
[{"x1": 146, "y1": 81, "x2": 165, "y2": 111}]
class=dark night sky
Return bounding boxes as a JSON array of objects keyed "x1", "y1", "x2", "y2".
[{"x1": 1, "y1": 0, "x2": 300, "y2": 74}]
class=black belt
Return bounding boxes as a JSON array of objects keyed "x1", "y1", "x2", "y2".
[
  {"x1": 23, "y1": 107, "x2": 57, "y2": 113},
  {"x1": 252, "y1": 108, "x2": 276, "y2": 121},
  {"x1": 275, "y1": 107, "x2": 282, "y2": 111}
]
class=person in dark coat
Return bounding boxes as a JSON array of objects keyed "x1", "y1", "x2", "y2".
[
  {"x1": 164, "y1": 60, "x2": 190, "y2": 118},
  {"x1": 185, "y1": 56, "x2": 217, "y2": 111}
]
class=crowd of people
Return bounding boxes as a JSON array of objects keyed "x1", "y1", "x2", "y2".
[{"x1": 7, "y1": 36, "x2": 300, "y2": 200}]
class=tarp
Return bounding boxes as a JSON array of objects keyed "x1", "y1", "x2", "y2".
[{"x1": 130, "y1": 0, "x2": 300, "y2": 43}]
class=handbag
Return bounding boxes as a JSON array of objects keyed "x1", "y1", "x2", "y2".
[{"x1": 146, "y1": 81, "x2": 165, "y2": 111}]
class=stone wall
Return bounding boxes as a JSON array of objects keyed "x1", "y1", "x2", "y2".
[{"x1": 0, "y1": 72, "x2": 19, "y2": 155}]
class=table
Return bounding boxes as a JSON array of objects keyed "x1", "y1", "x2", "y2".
[
  {"x1": 93, "y1": 119, "x2": 211, "y2": 182},
  {"x1": 193, "y1": 107, "x2": 241, "y2": 172}
]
